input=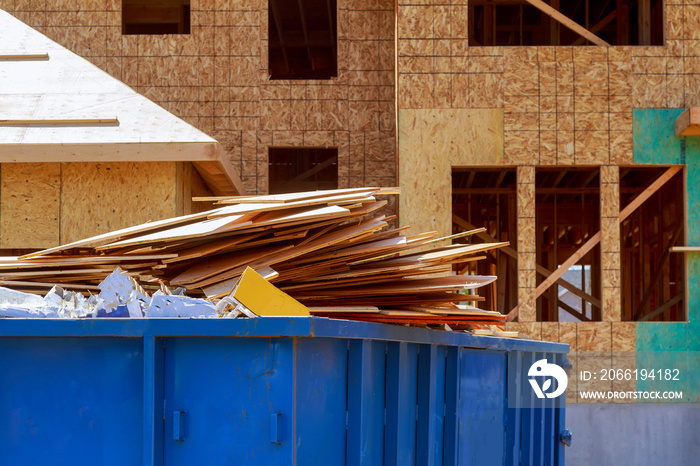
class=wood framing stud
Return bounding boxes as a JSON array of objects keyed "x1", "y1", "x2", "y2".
[
  {"x1": 523, "y1": 0, "x2": 610, "y2": 46},
  {"x1": 508, "y1": 167, "x2": 683, "y2": 321},
  {"x1": 670, "y1": 246, "x2": 700, "y2": 252},
  {"x1": 0, "y1": 53, "x2": 49, "y2": 60},
  {"x1": 0, "y1": 118, "x2": 119, "y2": 126},
  {"x1": 675, "y1": 108, "x2": 700, "y2": 136}
]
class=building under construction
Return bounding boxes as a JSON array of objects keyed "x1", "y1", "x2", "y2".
[{"x1": 0, "y1": 0, "x2": 697, "y2": 463}]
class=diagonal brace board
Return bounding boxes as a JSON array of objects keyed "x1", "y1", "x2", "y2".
[
  {"x1": 508, "y1": 166, "x2": 681, "y2": 321},
  {"x1": 452, "y1": 215, "x2": 601, "y2": 308},
  {"x1": 523, "y1": 0, "x2": 610, "y2": 46},
  {"x1": 533, "y1": 166, "x2": 682, "y2": 301}
]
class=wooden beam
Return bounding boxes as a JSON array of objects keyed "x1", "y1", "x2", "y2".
[
  {"x1": 633, "y1": 223, "x2": 683, "y2": 320},
  {"x1": 670, "y1": 246, "x2": 700, "y2": 252},
  {"x1": 534, "y1": 232, "x2": 601, "y2": 299},
  {"x1": 639, "y1": 293, "x2": 683, "y2": 322},
  {"x1": 542, "y1": 290, "x2": 592, "y2": 322},
  {"x1": 268, "y1": 0, "x2": 290, "y2": 74},
  {"x1": 617, "y1": 0, "x2": 629, "y2": 44},
  {"x1": 533, "y1": 167, "x2": 681, "y2": 303},
  {"x1": 638, "y1": 0, "x2": 651, "y2": 45},
  {"x1": 675, "y1": 108, "x2": 700, "y2": 136},
  {"x1": 522, "y1": 0, "x2": 610, "y2": 46},
  {"x1": 289, "y1": 155, "x2": 337, "y2": 182},
  {"x1": 533, "y1": 166, "x2": 681, "y2": 303},
  {"x1": 619, "y1": 166, "x2": 682, "y2": 221},
  {"x1": 571, "y1": 9, "x2": 616, "y2": 45},
  {"x1": 452, "y1": 215, "x2": 601, "y2": 308},
  {"x1": 0, "y1": 118, "x2": 118, "y2": 126},
  {"x1": 0, "y1": 53, "x2": 49, "y2": 60}
]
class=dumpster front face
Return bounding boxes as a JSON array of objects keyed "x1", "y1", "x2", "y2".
[
  {"x1": 0, "y1": 318, "x2": 568, "y2": 465},
  {"x1": 0, "y1": 337, "x2": 144, "y2": 465}
]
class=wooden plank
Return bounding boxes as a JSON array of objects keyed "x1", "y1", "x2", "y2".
[
  {"x1": 619, "y1": 166, "x2": 682, "y2": 221},
  {"x1": 639, "y1": 293, "x2": 683, "y2": 322},
  {"x1": 192, "y1": 158, "x2": 244, "y2": 197},
  {"x1": 534, "y1": 232, "x2": 601, "y2": 299},
  {"x1": 198, "y1": 217, "x2": 390, "y2": 293},
  {"x1": 96, "y1": 214, "x2": 254, "y2": 250},
  {"x1": 171, "y1": 244, "x2": 293, "y2": 285},
  {"x1": 633, "y1": 223, "x2": 683, "y2": 320},
  {"x1": 522, "y1": 0, "x2": 610, "y2": 46},
  {"x1": 0, "y1": 279, "x2": 100, "y2": 290},
  {"x1": 452, "y1": 215, "x2": 602, "y2": 307},
  {"x1": 291, "y1": 275, "x2": 497, "y2": 298},
  {"x1": 571, "y1": 10, "x2": 616, "y2": 45},
  {"x1": 218, "y1": 187, "x2": 395, "y2": 204},
  {"x1": 0, "y1": 53, "x2": 49, "y2": 60},
  {"x1": 0, "y1": 118, "x2": 118, "y2": 126},
  {"x1": 670, "y1": 246, "x2": 700, "y2": 252},
  {"x1": 20, "y1": 206, "x2": 225, "y2": 259},
  {"x1": 675, "y1": 108, "x2": 700, "y2": 136},
  {"x1": 176, "y1": 162, "x2": 192, "y2": 217},
  {"x1": 208, "y1": 193, "x2": 376, "y2": 218},
  {"x1": 535, "y1": 166, "x2": 681, "y2": 301}
]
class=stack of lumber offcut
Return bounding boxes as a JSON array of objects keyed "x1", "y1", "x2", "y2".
[{"x1": 1, "y1": 188, "x2": 508, "y2": 329}]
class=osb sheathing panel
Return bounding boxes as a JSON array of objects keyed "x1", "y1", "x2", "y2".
[
  {"x1": 0, "y1": 163, "x2": 61, "y2": 248},
  {"x1": 398, "y1": 108, "x2": 503, "y2": 238},
  {"x1": 395, "y1": 2, "x2": 700, "y2": 168},
  {"x1": 4, "y1": 0, "x2": 396, "y2": 197},
  {"x1": 59, "y1": 162, "x2": 177, "y2": 245}
]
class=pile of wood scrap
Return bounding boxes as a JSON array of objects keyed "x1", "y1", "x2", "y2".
[{"x1": 1, "y1": 187, "x2": 509, "y2": 329}]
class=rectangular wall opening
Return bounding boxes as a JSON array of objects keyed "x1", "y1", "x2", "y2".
[
  {"x1": 536, "y1": 168, "x2": 601, "y2": 322},
  {"x1": 122, "y1": 0, "x2": 191, "y2": 35},
  {"x1": 469, "y1": 0, "x2": 664, "y2": 46},
  {"x1": 620, "y1": 167, "x2": 685, "y2": 322},
  {"x1": 452, "y1": 168, "x2": 518, "y2": 314},
  {"x1": 268, "y1": 147, "x2": 338, "y2": 194},
  {"x1": 268, "y1": 0, "x2": 337, "y2": 80}
]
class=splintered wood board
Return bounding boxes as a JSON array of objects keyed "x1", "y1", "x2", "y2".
[
  {"x1": 21, "y1": 206, "x2": 226, "y2": 259},
  {"x1": 171, "y1": 244, "x2": 293, "y2": 285},
  {"x1": 216, "y1": 187, "x2": 397, "y2": 204},
  {"x1": 290, "y1": 275, "x2": 496, "y2": 298},
  {"x1": 96, "y1": 214, "x2": 254, "y2": 250},
  {"x1": 208, "y1": 194, "x2": 377, "y2": 217},
  {"x1": 308, "y1": 306, "x2": 380, "y2": 313},
  {"x1": 196, "y1": 218, "x2": 389, "y2": 293}
]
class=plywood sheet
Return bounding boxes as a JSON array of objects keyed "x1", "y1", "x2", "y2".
[
  {"x1": 0, "y1": 163, "x2": 60, "y2": 248},
  {"x1": 59, "y1": 162, "x2": 178, "y2": 244},
  {"x1": 398, "y1": 109, "x2": 503, "y2": 238}
]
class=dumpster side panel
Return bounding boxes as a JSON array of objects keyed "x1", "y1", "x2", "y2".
[
  {"x1": 506, "y1": 350, "x2": 567, "y2": 466},
  {"x1": 295, "y1": 337, "x2": 349, "y2": 465},
  {"x1": 162, "y1": 337, "x2": 294, "y2": 466},
  {"x1": 385, "y1": 341, "x2": 419, "y2": 466},
  {"x1": 458, "y1": 349, "x2": 507, "y2": 466},
  {"x1": 0, "y1": 337, "x2": 143, "y2": 465},
  {"x1": 347, "y1": 339, "x2": 387, "y2": 466}
]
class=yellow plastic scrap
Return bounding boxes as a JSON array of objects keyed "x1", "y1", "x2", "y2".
[{"x1": 232, "y1": 267, "x2": 310, "y2": 316}]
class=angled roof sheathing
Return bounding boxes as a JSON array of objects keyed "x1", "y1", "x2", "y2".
[{"x1": 0, "y1": 10, "x2": 242, "y2": 195}]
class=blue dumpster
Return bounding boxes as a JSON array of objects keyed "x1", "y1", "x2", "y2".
[{"x1": 0, "y1": 317, "x2": 568, "y2": 465}]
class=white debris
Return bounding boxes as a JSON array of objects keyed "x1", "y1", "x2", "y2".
[
  {"x1": 95, "y1": 268, "x2": 150, "y2": 317},
  {"x1": 0, "y1": 267, "x2": 223, "y2": 318},
  {"x1": 42, "y1": 286, "x2": 96, "y2": 318},
  {"x1": 144, "y1": 292, "x2": 218, "y2": 318}
]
